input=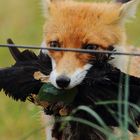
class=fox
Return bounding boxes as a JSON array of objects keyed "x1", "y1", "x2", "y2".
[
  {"x1": 40, "y1": 0, "x2": 140, "y2": 139},
  {"x1": 41, "y1": 0, "x2": 140, "y2": 88}
]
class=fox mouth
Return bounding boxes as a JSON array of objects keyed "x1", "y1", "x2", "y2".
[
  {"x1": 49, "y1": 56, "x2": 114, "y2": 89},
  {"x1": 34, "y1": 53, "x2": 113, "y2": 90},
  {"x1": 36, "y1": 50, "x2": 113, "y2": 89},
  {"x1": 33, "y1": 60, "x2": 114, "y2": 117},
  {"x1": 49, "y1": 64, "x2": 92, "y2": 89}
]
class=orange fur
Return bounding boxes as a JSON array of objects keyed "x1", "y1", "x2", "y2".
[
  {"x1": 42, "y1": 0, "x2": 140, "y2": 139},
  {"x1": 134, "y1": 137, "x2": 140, "y2": 140},
  {"x1": 44, "y1": 1, "x2": 125, "y2": 46},
  {"x1": 49, "y1": 51, "x2": 91, "y2": 74},
  {"x1": 43, "y1": 1, "x2": 128, "y2": 72},
  {"x1": 43, "y1": 0, "x2": 140, "y2": 76}
]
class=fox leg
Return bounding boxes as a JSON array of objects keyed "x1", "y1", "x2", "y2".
[{"x1": 41, "y1": 114, "x2": 57, "y2": 140}]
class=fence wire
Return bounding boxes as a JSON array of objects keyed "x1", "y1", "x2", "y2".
[{"x1": 0, "y1": 44, "x2": 140, "y2": 56}]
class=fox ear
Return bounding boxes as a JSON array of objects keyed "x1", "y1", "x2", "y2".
[
  {"x1": 117, "y1": 0, "x2": 139, "y2": 24},
  {"x1": 41, "y1": 0, "x2": 67, "y2": 18}
]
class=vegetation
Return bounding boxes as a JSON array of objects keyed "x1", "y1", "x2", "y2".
[{"x1": 0, "y1": 0, "x2": 140, "y2": 139}]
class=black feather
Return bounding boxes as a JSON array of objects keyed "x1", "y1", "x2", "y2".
[
  {"x1": 1, "y1": 39, "x2": 140, "y2": 139},
  {"x1": 0, "y1": 39, "x2": 52, "y2": 101},
  {"x1": 76, "y1": 62, "x2": 140, "y2": 132},
  {"x1": 48, "y1": 62, "x2": 140, "y2": 139},
  {"x1": 7, "y1": 38, "x2": 22, "y2": 61}
]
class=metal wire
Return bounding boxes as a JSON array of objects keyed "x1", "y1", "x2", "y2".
[{"x1": 0, "y1": 44, "x2": 140, "y2": 56}]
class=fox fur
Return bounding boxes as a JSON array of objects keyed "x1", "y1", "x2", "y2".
[
  {"x1": 41, "y1": 0, "x2": 140, "y2": 90},
  {"x1": 41, "y1": 0, "x2": 140, "y2": 139}
]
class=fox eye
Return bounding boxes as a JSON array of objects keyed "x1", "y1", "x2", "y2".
[
  {"x1": 83, "y1": 44, "x2": 99, "y2": 50},
  {"x1": 49, "y1": 41, "x2": 60, "y2": 48}
]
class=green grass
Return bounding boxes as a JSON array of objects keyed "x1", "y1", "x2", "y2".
[
  {"x1": 0, "y1": 0, "x2": 140, "y2": 140},
  {"x1": 0, "y1": 0, "x2": 45, "y2": 140}
]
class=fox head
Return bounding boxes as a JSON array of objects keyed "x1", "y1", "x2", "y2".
[{"x1": 41, "y1": 0, "x2": 139, "y2": 89}]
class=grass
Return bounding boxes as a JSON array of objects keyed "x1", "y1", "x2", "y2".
[
  {"x1": 0, "y1": 1, "x2": 46, "y2": 140},
  {"x1": 0, "y1": 0, "x2": 140, "y2": 140}
]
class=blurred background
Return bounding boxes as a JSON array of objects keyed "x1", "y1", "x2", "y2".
[{"x1": 0, "y1": 0, "x2": 140, "y2": 140}]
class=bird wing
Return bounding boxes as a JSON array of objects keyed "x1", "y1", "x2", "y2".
[{"x1": 0, "y1": 39, "x2": 52, "y2": 101}]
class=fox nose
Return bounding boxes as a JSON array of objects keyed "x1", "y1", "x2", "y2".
[{"x1": 56, "y1": 75, "x2": 70, "y2": 88}]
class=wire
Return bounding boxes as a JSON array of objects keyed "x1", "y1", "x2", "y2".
[{"x1": 0, "y1": 44, "x2": 140, "y2": 56}]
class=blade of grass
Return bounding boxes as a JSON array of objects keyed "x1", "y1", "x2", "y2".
[
  {"x1": 123, "y1": 74, "x2": 129, "y2": 139},
  {"x1": 118, "y1": 72, "x2": 123, "y2": 130},
  {"x1": 61, "y1": 116, "x2": 117, "y2": 139},
  {"x1": 72, "y1": 105, "x2": 110, "y2": 131}
]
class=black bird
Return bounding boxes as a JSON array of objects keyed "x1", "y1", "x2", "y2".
[
  {"x1": 1, "y1": 39, "x2": 140, "y2": 140},
  {"x1": 0, "y1": 39, "x2": 52, "y2": 101},
  {"x1": 51, "y1": 61, "x2": 140, "y2": 140}
]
